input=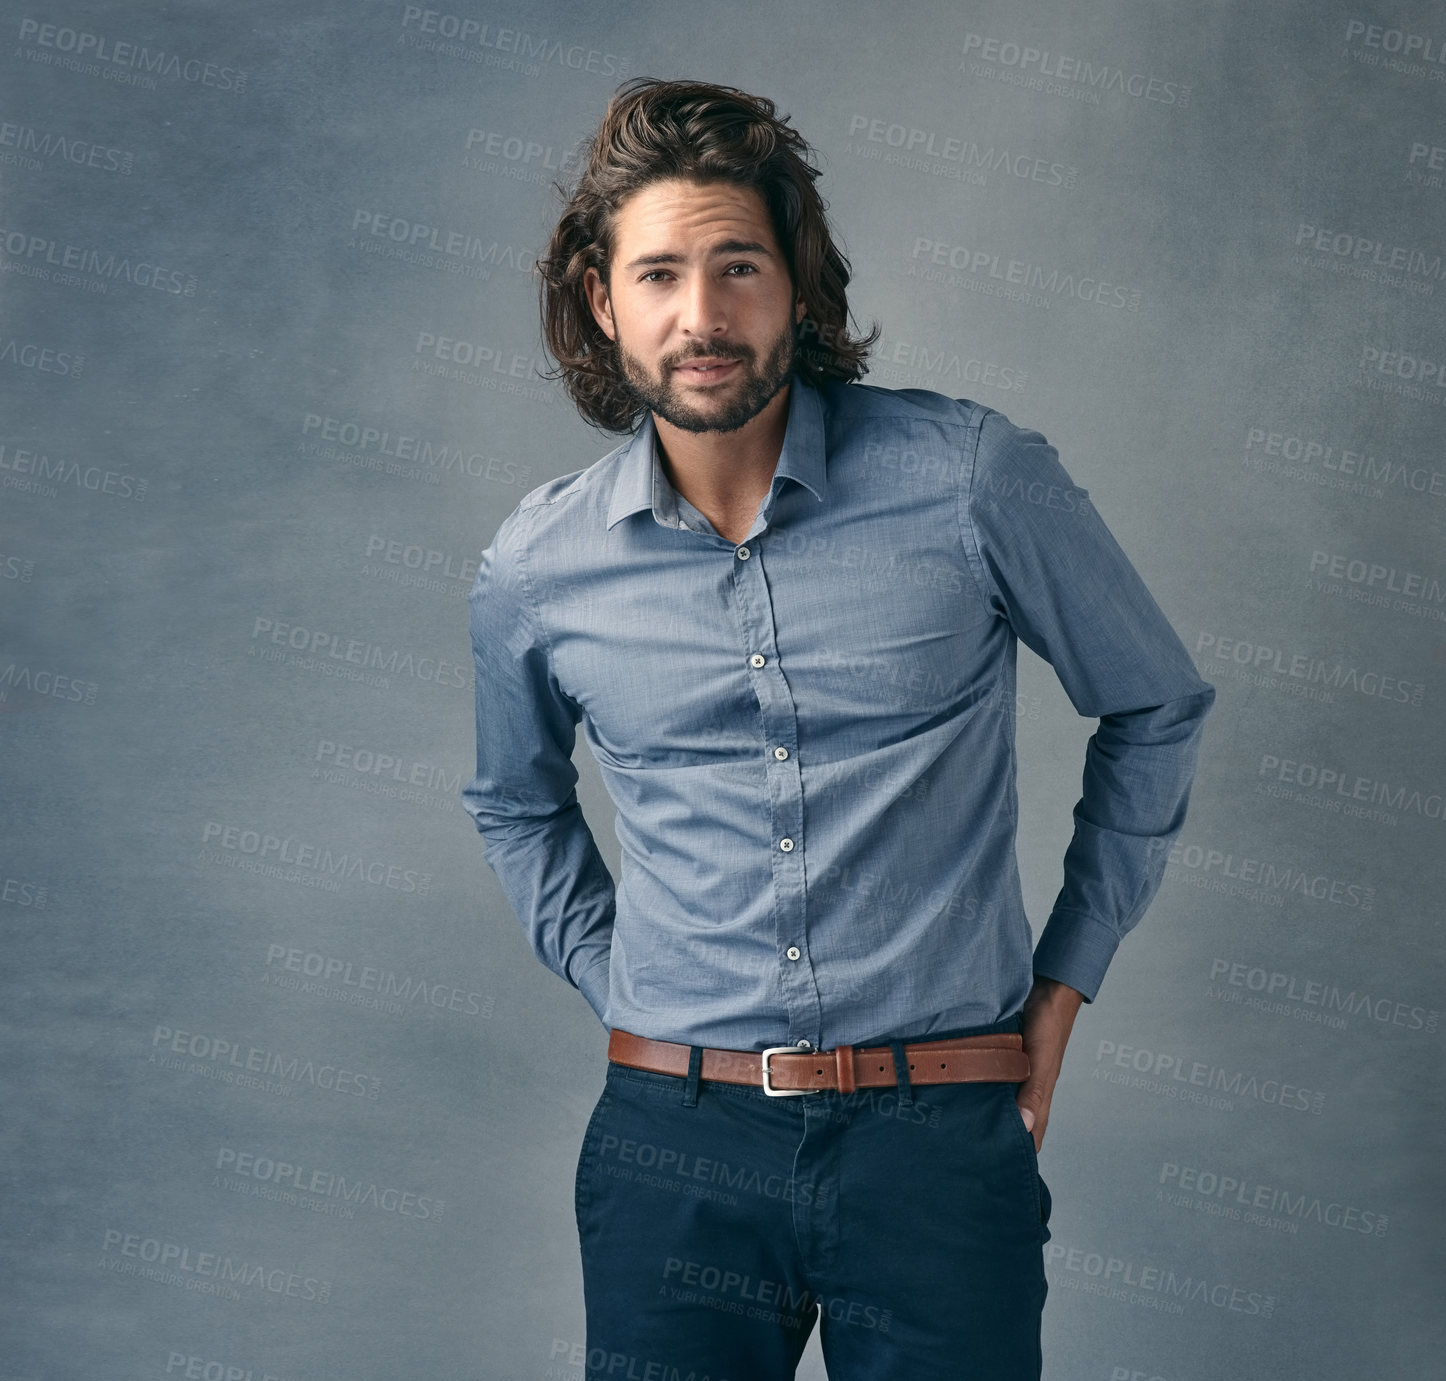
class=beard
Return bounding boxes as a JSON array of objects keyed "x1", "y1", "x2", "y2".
[{"x1": 614, "y1": 319, "x2": 797, "y2": 434}]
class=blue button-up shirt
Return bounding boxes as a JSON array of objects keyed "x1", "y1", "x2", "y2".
[{"x1": 462, "y1": 375, "x2": 1214, "y2": 1051}]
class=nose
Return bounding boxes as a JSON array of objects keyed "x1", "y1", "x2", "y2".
[{"x1": 678, "y1": 272, "x2": 728, "y2": 340}]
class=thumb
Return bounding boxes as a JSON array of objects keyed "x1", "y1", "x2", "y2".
[{"x1": 1016, "y1": 1081, "x2": 1046, "y2": 1149}]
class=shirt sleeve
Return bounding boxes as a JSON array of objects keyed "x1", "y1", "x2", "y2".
[
  {"x1": 961, "y1": 408, "x2": 1216, "y2": 1001},
  {"x1": 460, "y1": 503, "x2": 615, "y2": 1021}
]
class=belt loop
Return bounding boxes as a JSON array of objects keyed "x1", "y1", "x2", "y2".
[
  {"x1": 681, "y1": 1045, "x2": 703, "y2": 1109},
  {"x1": 889, "y1": 1040, "x2": 914, "y2": 1107},
  {"x1": 834, "y1": 1044, "x2": 856, "y2": 1096}
]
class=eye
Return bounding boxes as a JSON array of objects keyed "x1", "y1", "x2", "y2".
[
  {"x1": 640, "y1": 270, "x2": 672, "y2": 283},
  {"x1": 724, "y1": 263, "x2": 759, "y2": 276}
]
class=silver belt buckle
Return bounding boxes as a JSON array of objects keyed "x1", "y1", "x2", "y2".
[{"x1": 760, "y1": 1045, "x2": 811, "y2": 1097}]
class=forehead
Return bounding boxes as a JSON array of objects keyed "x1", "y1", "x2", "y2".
[{"x1": 608, "y1": 178, "x2": 780, "y2": 259}]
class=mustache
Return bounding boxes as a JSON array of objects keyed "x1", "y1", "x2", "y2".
[{"x1": 666, "y1": 343, "x2": 752, "y2": 367}]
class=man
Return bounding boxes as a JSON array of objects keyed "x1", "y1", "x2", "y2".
[{"x1": 463, "y1": 78, "x2": 1213, "y2": 1379}]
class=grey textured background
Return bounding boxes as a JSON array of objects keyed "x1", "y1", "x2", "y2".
[{"x1": 2, "y1": 2, "x2": 1443, "y2": 1377}]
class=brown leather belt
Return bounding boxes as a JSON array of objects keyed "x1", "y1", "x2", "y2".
[{"x1": 608, "y1": 1028, "x2": 1030, "y2": 1096}]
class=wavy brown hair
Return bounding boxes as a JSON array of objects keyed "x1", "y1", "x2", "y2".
[{"x1": 537, "y1": 77, "x2": 877, "y2": 433}]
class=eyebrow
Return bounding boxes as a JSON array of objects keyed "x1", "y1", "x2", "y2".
[{"x1": 622, "y1": 240, "x2": 775, "y2": 270}]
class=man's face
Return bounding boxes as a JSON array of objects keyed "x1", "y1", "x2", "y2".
[{"x1": 584, "y1": 178, "x2": 806, "y2": 434}]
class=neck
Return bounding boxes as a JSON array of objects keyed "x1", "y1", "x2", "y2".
[{"x1": 653, "y1": 382, "x2": 793, "y2": 546}]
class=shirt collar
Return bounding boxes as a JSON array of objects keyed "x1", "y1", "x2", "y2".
[{"x1": 605, "y1": 373, "x2": 827, "y2": 531}]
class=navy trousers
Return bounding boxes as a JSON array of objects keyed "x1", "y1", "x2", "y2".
[{"x1": 574, "y1": 1021, "x2": 1051, "y2": 1380}]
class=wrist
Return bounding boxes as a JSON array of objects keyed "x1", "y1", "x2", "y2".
[{"x1": 1026, "y1": 975, "x2": 1085, "y2": 1015}]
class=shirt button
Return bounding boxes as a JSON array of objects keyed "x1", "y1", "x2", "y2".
[
  {"x1": 786, "y1": 946, "x2": 802, "y2": 961},
  {"x1": 779, "y1": 838, "x2": 795, "y2": 852},
  {"x1": 773, "y1": 746, "x2": 789, "y2": 761},
  {"x1": 736, "y1": 545, "x2": 751, "y2": 560},
  {"x1": 749, "y1": 653, "x2": 766, "y2": 669}
]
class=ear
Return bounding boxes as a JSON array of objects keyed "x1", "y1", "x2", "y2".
[
  {"x1": 794, "y1": 296, "x2": 807, "y2": 325},
  {"x1": 584, "y1": 266, "x2": 617, "y2": 342}
]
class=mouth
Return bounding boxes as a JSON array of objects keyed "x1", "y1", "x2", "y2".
[{"x1": 673, "y1": 358, "x2": 741, "y2": 384}]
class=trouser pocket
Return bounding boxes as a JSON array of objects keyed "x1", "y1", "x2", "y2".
[{"x1": 573, "y1": 1083, "x2": 613, "y2": 1228}]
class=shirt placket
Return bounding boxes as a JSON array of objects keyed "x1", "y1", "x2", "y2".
[{"x1": 729, "y1": 527, "x2": 820, "y2": 1051}]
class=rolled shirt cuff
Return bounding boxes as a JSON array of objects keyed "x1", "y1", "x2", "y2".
[
  {"x1": 1031, "y1": 909, "x2": 1121, "y2": 1003},
  {"x1": 574, "y1": 955, "x2": 611, "y2": 1024}
]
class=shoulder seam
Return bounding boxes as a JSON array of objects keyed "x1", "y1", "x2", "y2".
[
  {"x1": 830, "y1": 382, "x2": 984, "y2": 430},
  {"x1": 516, "y1": 438, "x2": 632, "y2": 512},
  {"x1": 505, "y1": 503, "x2": 561, "y2": 662},
  {"x1": 518, "y1": 471, "x2": 589, "y2": 512},
  {"x1": 956, "y1": 404, "x2": 1005, "y2": 612}
]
